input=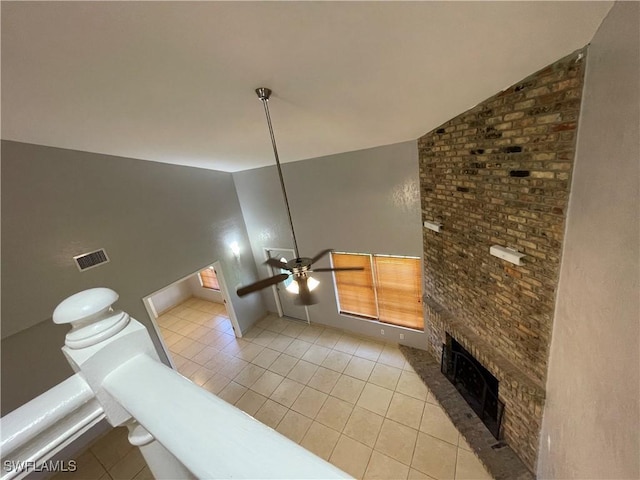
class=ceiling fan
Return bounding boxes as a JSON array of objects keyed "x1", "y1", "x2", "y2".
[{"x1": 236, "y1": 88, "x2": 362, "y2": 306}]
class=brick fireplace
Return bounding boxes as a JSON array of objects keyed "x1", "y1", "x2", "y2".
[{"x1": 417, "y1": 48, "x2": 586, "y2": 471}]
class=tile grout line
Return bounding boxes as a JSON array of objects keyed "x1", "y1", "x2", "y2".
[
  {"x1": 87, "y1": 448, "x2": 111, "y2": 478},
  {"x1": 407, "y1": 393, "x2": 429, "y2": 475},
  {"x1": 335, "y1": 341, "x2": 372, "y2": 477}
]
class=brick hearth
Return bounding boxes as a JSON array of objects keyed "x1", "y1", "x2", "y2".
[{"x1": 400, "y1": 344, "x2": 533, "y2": 480}]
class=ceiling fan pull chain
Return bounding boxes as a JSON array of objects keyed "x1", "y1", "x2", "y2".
[{"x1": 257, "y1": 88, "x2": 301, "y2": 259}]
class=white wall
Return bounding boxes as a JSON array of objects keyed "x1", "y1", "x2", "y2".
[
  {"x1": 233, "y1": 141, "x2": 426, "y2": 348},
  {"x1": 187, "y1": 274, "x2": 224, "y2": 304},
  {"x1": 538, "y1": 3, "x2": 639, "y2": 478},
  {"x1": 148, "y1": 270, "x2": 225, "y2": 318},
  {"x1": 1, "y1": 141, "x2": 265, "y2": 414},
  {"x1": 149, "y1": 278, "x2": 192, "y2": 316}
]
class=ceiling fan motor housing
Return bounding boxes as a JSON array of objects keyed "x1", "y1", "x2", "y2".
[{"x1": 286, "y1": 257, "x2": 313, "y2": 274}]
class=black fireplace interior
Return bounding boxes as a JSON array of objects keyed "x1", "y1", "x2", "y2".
[{"x1": 441, "y1": 334, "x2": 504, "y2": 439}]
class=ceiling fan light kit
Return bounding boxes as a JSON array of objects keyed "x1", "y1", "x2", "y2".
[{"x1": 235, "y1": 88, "x2": 363, "y2": 306}]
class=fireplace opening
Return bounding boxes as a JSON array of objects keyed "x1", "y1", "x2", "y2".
[{"x1": 441, "y1": 334, "x2": 504, "y2": 439}]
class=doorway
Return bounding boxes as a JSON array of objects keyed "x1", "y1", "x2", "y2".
[
  {"x1": 265, "y1": 248, "x2": 309, "y2": 323},
  {"x1": 142, "y1": 261, "x2": 242, "y2": 371}
]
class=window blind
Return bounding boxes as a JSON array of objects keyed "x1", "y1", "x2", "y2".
[
  {"x1": 199, "y1": 268, "x2": 220, "y2": 290},
  {"x1": 373, "y1": 256, "x2": 423, "y2": 330},
  {"x1": 332, "y1": 253, "x2": 377, "y2": 319}
]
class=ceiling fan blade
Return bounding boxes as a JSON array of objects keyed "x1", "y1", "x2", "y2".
[
  {"x1": 265, "y1": 257, "x2": 289, "y2": 270},
  {"x1": 310, "y1": 248, "x2": 334, "y2": 265},
  {"x1": 237, "y1": 273, "x2": 289, "y2": 297},
  {"x1": 312, "y1": 267, "x2": 365, "y2": 272},
  {"x1": 294, "y1": 278, "x2": 318, "y2": 306}
]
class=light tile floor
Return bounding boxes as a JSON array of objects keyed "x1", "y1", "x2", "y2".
[
  {"x1": 52, "y1": 426, "x2": 152, "y2": 480},
  {"x1": 159, "y1": 298, "x2": 493, "y2": 480}
]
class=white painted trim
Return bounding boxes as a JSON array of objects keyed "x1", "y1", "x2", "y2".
[
  {"x1": 141, "y1": 296, "x2": 176, "y2": 370},
  {"x1": 103, "y1": 355, "x2": 349, "y2": 479},
  {"x1": 0, "y1": 375, "x2": 105, "y2": 480},
  {"x1": 336, "y1": 311, "x2": 424, "y2": 334},
  {"x1": 211, "y1": 260, "x2": 242, "y2": 338},
  {"x1": 264, "y1": 247, "x2": 286, "y2": 317},
  {"x1": 272, "y1": 282, "x2": 285, "y2": 318},
  {"x1": 146, "y1": 298, "x2": 159, "y2": 319}
]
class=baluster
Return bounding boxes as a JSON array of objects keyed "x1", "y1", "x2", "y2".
[{"x1": 126, "y1": 420, "x2": 195, "y2": 479}]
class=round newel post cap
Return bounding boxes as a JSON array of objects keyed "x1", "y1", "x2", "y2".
[
  {"x1": 53, "y1": 288, "x2": 119, "y2": 324},
  {"x1": 53, "y1": 288, "x2": 130, "y2": 349}
]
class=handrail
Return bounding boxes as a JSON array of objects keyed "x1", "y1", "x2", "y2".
[
  {"x1": 0, "y1": 374, "x2": 105, "y2": 480},
  {"x1": 1, "y1": 375, "x2": 97, "y2": 457},
  {"x1": 103, "y1": 354, "x2": 349, "y2": 479}
]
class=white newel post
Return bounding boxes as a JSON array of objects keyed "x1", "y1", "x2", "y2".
[{"x1": 52, "y1": 288, "x2": 194, "y2": 479}]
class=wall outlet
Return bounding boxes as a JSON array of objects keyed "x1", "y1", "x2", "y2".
[
  {"x1": 399, "y1": 333, "x2": 405, "y2": 340},
  {"x1": 380, "y1": 329, "x2": 385, "y2": 335}
]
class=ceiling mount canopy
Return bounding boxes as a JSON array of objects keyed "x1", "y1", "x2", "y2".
[
  {"x1": 236, "y1": 88, "x2": 363, "y2": 305},
  {"x1": 255, "y1": 87, "x2": 272, "y2": 101}
]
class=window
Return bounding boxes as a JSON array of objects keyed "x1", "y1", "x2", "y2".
[
  {"x1": 199, "y1": 267, "x2": 220, "y2": 290},
  {"x1": 331, "y1": 252, "x2": 423, "y2": 331},
  {"x1": 331, "y1": 253, "x2": 377, "y2": 319},
  {"x1": 373, "y1": 255, "x2": 423, "y2": 330}
]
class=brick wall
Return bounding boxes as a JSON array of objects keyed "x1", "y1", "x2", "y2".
[{"x1": 417, "y1": 48, "x2": 586, "y2": 470}]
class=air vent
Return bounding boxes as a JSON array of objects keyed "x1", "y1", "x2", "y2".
[{"x1": 74, "y1": 249, "x2": 110, "y2": 271}]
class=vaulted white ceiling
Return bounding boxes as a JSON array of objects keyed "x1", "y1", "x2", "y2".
[{"x1": 2, "y1": 1, "x2": 612, "y2": 172}]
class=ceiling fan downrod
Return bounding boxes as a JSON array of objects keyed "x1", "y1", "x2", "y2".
[
  {"x1": 256, "y1": 87, "x2": 301, "y2": 259},
  {"x1": 235, "y1": 88, "x2": 365, "y2": 305}
]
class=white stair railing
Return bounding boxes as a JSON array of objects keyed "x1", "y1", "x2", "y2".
[
  {"x1": 0, "y1": 375, "x2": 104, "y2": 480},
  {"x1": 1, "y1": 288, "x2": 350, "y2": 480}
]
